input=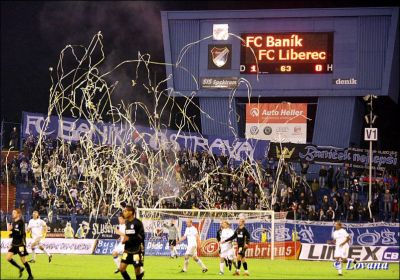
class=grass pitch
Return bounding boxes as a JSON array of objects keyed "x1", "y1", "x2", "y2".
[{"x1": 1, "y1": 254, "x2": 399, "y2": 279}]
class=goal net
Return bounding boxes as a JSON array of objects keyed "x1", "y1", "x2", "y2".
[{"x1": 137, "y1": 208, "x2": 299, "y2": 260}]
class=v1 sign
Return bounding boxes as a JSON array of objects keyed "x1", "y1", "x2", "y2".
[{"x1": 365, "y1": 128, "x2": 378, "y2": 141}]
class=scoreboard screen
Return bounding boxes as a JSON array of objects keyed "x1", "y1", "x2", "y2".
[{"x1": 240, "y1": 32, "x2": 334, "y2": 74}]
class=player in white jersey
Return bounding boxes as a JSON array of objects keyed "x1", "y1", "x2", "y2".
[
  {"x1": 177, "y1": 219, "x2": 208, "y2": 273},
  {"x1": 27, "y1": 211, "x2": 52, "y2": 263},
  {"x1": 328, "y1": 221, "x2": 356, "y2": 276},
  {"x1": 218, "y1": 220, "x2": 237, "y2": 275},
  {"x1": 112, "y1": 214, "x2": 126, "y2": 273}
]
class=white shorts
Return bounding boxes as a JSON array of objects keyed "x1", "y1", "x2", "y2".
[
  {"x1": 220, "y1": 248, "x2": 235, "y2": 260},
  {"x1": 334, "y1": 245, "x2": 349, "y2": 259},
  {"x1": 31, "y1": 236, "x2": 44, "y2": 247},
  {"x1": 112, "y1": 242, "x2": 124, "y2": 255},
  {"x1": 185, "y1": 245, "x2": 198, "y2": 257}
]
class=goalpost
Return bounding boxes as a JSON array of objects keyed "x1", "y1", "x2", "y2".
[{"x1": 137, "y1": 208, "x2": 289, "y2": 260}]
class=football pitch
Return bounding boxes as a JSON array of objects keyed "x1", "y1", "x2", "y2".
[{"x1": 1, "y1": 254, "x2": 399, "y2": 279}]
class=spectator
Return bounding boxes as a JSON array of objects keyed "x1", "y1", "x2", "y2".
[
  {"x1": 357, "y1": 202, "x2": 367, "y2": 222},
  {"x1": 300, "y1": 161, "x2": 309, "y2": 181},
  {"x1": 343, "y1": 168, "x2": 350, "y2": 190},
  {"x1": 350, "y1": 179, "x2": 360, "y2": 203},
  {"x1": 64, "y1": 222, "x2": 75, "y2": 238},
  {"x1": 307, "y1": 207, "x2": 318, "y2": 221},
  {"x1": 280, "y1": 186, "x2": 288, "y2": 206},
  {"x1": 349, "y1": 171, "x2": 357, "y2": 186},
  {"x1": 20, "y1": 159, "x2": 29, "y2": 183},
  {"x1": 326, "y1": 206, "x2": 335, "y2": 221},
  {"x1": 31, "y1": 161, "x2": 41, "y2": 184},
  {"x1": 308, "y1": 192, "x2": 316, "y2": 212},
  {"x1": 19, "y1": 199, "x2": 26, "y2": 215},
  {"x1": 347, "y1": 202, "x2": 355, "y2": 222},
  {"x1": 297, "y1": 204, "x2": 307, "y2": 220},
  {"x1": 32, "y1": 185, "x2": 40, "y2": 209},
  {"x1": 383, "y1": 189, "x2": 393, "y2": 221},
  {"x1": 334, "y1": 167, "x2": 342, "y2": 189},
  {"x1": 330, "y1": 186, "x2": 338, "y2": 199},
  {"x1": 9, "y1": 126, "x2": 18, "y2": 150},
  {"x1": 11, "y1": 162, "x2": 18, "y2": 184},
  {"x1": 342, "y1": 192, "x2": 350, "y2": 220},
  {"x1": 392, "y1": 199, "x2": 399, "y2": 222},
  {"x1": 318, "y1": 165, "x2": 327, "y2": 188},
  {"x1": 319, "y1": 209, "x2": 327, "y2": 221},
  {"x1": 321, "y1": 196, "x2": 330, "y2": 212},
  {"x1": 331, "y1": 196, "x2": 339, "y2": 215},
  {"x1": 327, "y1": 165, "x2": 334, "y2": 189},
  {"x1": 75, "y1": 224, "x2": 87, "y2": 239},
  {"x1": 311, "y1": 178, "x2": 319, "y2": 195}
]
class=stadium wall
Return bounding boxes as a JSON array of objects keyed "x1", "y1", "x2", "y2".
[
  {"x1": 2, "y1": 217, "x2": 398, "y2": 260},
  {"x1": 161, "y1": 7, "x2": 399, "y2": 147}
]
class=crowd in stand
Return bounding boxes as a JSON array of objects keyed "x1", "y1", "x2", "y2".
[{"x1": 1, "y1": 132, "x2": 399, "y2": 224}]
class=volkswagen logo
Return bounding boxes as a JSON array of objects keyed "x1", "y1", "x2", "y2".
[{"x1": 250, "y1": 126, "x2": 259, "y2": 135}]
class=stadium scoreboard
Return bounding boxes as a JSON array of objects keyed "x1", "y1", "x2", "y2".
[{"x1": 240, "y1": 32, "x2": 334, "y2": 74}]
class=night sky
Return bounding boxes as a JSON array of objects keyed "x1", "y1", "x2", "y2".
[{"x1": 1, "y1": 1, "x2": 399, "y2": 150}]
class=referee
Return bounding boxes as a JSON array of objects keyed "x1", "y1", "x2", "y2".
[
  {"x1": 222, "y1": 217, "x2": 251, "y2": 276},
  {"x1": 6, "y1": 208, "x2": 34, "y2": 279},
  {"x1": 120, "y1": 205, "x2": 145, "y2": 280}
]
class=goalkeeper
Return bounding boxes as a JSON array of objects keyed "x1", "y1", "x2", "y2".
[{"x1": 163, "y1": 220, "x2": 180, "y2": 258}]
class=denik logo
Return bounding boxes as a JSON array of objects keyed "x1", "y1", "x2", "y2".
[
  {"x1": 250, "y1": 108, "x2": 259, "y2": 117},
  {"x1": 332, "y1": 78, "x2": 358, "y2": 85},
  {"x1": 208, "y1": 44, "x2": 232, "y2": 70},
  {"x1": 346, "y1": 260, "x2": 389, "y2": 270},
  {"x1": 382, "y1": 247, "x2": 399, "y2": 261}
]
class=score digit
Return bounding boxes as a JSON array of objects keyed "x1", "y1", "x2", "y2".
[
  {"x1": 280, "y1": 65, "x2": 292, "y2": 72},
  {"x1": 315, "y1": 64, "x2": 322, "y2": 72}
]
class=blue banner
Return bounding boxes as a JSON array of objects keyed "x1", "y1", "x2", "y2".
[
  {"x1": 22, "y1": 111, "x2": 269, "y2": 162},
  {"x1": 276, "y1": 221, "x2": 399, "y2": 246},
  {"x1": 93, "y1": 239, "x2": 118, "y2": 255},
  {"x1": 93, "y1": 220, "x2": 399, "y2": 256},
  {"x1": 145, "y1": 219, "x2": 399, "y2": 247}
]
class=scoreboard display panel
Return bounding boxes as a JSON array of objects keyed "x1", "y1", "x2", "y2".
[{"x1": 240, "y1": 32, "x2": 334, "y2": 74}]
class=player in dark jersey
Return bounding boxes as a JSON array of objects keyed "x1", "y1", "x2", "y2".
[
  {"x1": 222, "y1": 217, "x2": 250, "y2": 276},
  {"x1": 119, "y1": 205, "x2": 145, "y2": 280},
  {"x1": 6, "y1": 208, "x2": 34, "y2": 279}
]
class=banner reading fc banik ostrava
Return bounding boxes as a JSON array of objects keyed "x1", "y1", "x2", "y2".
[
  {"x1": 246, "y1": 103, "x2": 307, "y2": 143},
  {"x1": 22, "y1": 111, "x2": 269, "y2": 162}
]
